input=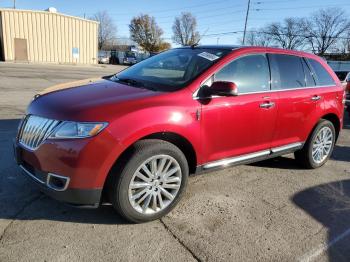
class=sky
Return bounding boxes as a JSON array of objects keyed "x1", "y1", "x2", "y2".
[{"x1": 1, "y1": 0, "x2": 350, "y2": 46}]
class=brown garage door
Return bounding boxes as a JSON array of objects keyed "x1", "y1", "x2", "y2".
[{"x1": 14, "y1": 38, "x2": 28, "y2": 61}]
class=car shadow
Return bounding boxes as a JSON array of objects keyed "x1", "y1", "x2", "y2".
[
  {"x1": 0, "y1": 118, "x2": 130, "y2": 225},
  {"x1": 331, "y1": 145, "x2": 350, "y2": 162},
  {"x1": 249, "y1": 156, "x2": 306, "y2": 170},
  {"x1": 292, "y1": 179, "x2": 350, "y2": 261}
]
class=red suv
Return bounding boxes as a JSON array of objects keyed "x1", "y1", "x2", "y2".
[{"x1": 14, "y1": 46, "x2": 344, "y2": 222}]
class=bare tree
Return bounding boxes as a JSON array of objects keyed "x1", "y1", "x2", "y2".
[
  {"x1": 302, "y1": 8, "x2": 350, "y2": 55},
  {"x1": 91, "y1": 11, "x2": 117, "y2": 50},
  {"x1": 337, "y1": 29, "x2": 350, "y2": 53},
  {"x1": 129, "y1": 14, "x2": 170, "y2": 52},
  {"x1": 265, "y1": 18, "x2": 305, "y2": 50},
  {"x1": 241, "y1": 29, "x2": 272, "y2": 46},
  {"x1": 172, "y1": 12, "x2": 200, "y2": 46}
]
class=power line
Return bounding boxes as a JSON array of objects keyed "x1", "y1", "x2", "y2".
[
  {"x1": 81, "y1": 0, "x2": 238, "y2": 17},
  {"x1": 254, "y1": 3, "x2": 350, "y2": 11},
  {"x1": 111, "y1": 9, "x2": 246, "y2": 24},
  {"x1": 155, "y1": 7, "x2": 245, "y2": 20},
  {"x1": 199, "y1": 30, "x2": 350, "y2": 40}
]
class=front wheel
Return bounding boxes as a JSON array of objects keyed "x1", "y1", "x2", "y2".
[
  {"x1": 108, "y1": 139, "x2": 189, "y2": 223},
  {"x1": 294, "y1": 119, "x2": 336, "y2": 169}
]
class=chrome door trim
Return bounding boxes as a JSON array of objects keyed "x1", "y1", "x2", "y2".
[
  {"x1": 193, "y1": 85, "x2": 334, "y2": 100},
  {"x1": 271, "y1": 142, "x2": 303, "y2": 153},
  {"x1": 202, "y1": 142, "x2": 304, "y2": 170},
  {"x1": 203, "y1": 150, "x2": 271, "y2": 169}
]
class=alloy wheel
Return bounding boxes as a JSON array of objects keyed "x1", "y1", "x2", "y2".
[
  {"x1": 311, "y1": 126, "x2": 333, "y2": 164},
  {"x1": 128, "y1": 155, "x2": 182, "y2": 214}
]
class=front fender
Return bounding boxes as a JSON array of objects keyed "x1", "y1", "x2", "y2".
[{"x1": 95, "y1": 104, "x2": 202, "y2": 188}]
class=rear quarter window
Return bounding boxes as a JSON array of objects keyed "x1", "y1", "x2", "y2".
[{"x1": 307, "y1": 59, "x2": 335, "y2": 86}]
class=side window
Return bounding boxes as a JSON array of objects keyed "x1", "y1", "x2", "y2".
[
  {"x1": 301, "y1": 58, "x2": 316, "y2": 87},
  {"x1": 268, "y1": 54, "x2": 306, "y2": 89},
  {"x1": 307, "y1": 58, "x2": 335, "y2": 86},
  {"x1": 214, "y1": 54, "x2": 270, "y2": 93}
]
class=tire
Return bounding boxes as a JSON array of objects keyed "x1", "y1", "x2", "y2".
[
  {"x1": 108, "y1": 139, "x2": 189, "y2": 223},
  {"x1": 294, "y1": 119, "x2": 336, "y2": 169}
]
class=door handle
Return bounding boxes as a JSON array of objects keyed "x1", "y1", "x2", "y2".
[
  {"x1": 260, "y1": 102, "x2": 275, "y2": 109},
  {"x1": 311, "y1": 95, "x2": 321, "y2": 101}
]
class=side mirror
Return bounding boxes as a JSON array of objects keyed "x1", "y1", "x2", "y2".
[{"x1": 202, "y1": 81, "x2": 238, "y2": 97}]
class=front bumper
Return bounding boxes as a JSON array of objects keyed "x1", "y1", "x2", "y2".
[
  {"x1": 13, "y1": 121, "x2": 122, "y2": 206},
  {"x1": 14, "y1": 141, "x2": 102, "y2": 206},
  {"x1": 20, "y1": 164, "x2": 101, "y2": 206}
]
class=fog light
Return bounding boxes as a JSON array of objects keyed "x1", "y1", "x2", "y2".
[{"x1": 46, "y1": 173, "x2": 70, "y2": 191}]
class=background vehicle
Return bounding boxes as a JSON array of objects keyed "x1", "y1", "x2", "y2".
[
  {"x1": 98, "y1": 50, "x2": 110, "y2": 64},
  {"x1": 14, "y1": 46, "x2": 344, "y2": 223},
  {"x1": 334, "y1": 71, "x2": 350, "y2": 115},
  {"x1": 344, "y1": 72, "x2": 350, "y2": 115},
  {"x1": 121, "y1": 51, "x2": 137, "y2": 65},
  {"x1": 98, "y1": 55, "x2": 110, "y2": 64}
]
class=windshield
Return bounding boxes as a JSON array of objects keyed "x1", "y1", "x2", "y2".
[
  {"x1": 113, "y1": 48, "x2": 230, "y2": 91},
  {"x1": 125, "y1": 51, "x2": 136, "y2": 58}
]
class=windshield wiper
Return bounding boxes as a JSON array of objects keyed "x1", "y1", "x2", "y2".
[
  {"x1": 117, "y1": 77, "x2": 143, "y2": 87},
  {"x1": 114, "y1": 77, "x2": 158, "y2": 91}
]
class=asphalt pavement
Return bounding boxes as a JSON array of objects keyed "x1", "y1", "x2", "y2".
[{"x1": 0, "y1": 62, "x2": 349, "y2": 262}]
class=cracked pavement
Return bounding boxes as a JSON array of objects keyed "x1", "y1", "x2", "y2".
[{"x1": 0, "y1": 62, "x2": 350, "y2": 261}]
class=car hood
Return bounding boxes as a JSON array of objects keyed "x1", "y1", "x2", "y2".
[{"x1": 28, "y1": 78, "x2": 161, "y2": 121}]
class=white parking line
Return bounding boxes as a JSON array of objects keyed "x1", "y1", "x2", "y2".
[{"x1": 299, "y1": 227, "x2": 350, "y2": 262}]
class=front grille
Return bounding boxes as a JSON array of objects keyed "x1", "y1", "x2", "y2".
[{"x1": 18, "y1": 115, "x2": 60, "y2": 150}]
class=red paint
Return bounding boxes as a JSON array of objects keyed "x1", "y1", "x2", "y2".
[{"x1": 20, "y1": 46, "x2": 344, "y2": 193}]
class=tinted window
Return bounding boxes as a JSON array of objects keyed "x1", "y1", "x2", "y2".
[
  {"x1": 269, "y1": 54, "x2": 305, "y2": 89},
  {"x1": 301, "y1": 58, "x2": 316, "y2": 87},
  {"x1": 307, "y1": 59, "x2": 335, "y2": 86},
  {"x1": 114, "y1": 48, "x2": 230, "y2": 91},
  {"x1": 334, "y1": 71, "x2": 348, "y2": 81},
  {"x1": 214, "y1": 54, "x2": 270, "y2": 93}
]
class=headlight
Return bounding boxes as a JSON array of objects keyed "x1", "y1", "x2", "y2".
[{"x1": 49, "y1": 121, "x2": 108, "y2": 139}]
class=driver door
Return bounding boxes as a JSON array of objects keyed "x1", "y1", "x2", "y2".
[{"x1": 200, "y1": 53, "x2": 278, "y2": 165}]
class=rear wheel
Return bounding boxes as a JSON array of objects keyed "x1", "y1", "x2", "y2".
[
  {"x1": 109, "y1": 139, "x2": 188, "y2": 223},
  {"x1": 294, "y1": 119, "x2": 336, "y2": 169}
]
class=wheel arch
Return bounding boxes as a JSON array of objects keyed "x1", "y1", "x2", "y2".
[
  {"x1": 320, "y1": 113, "x2": 341, "y2": 140},
  {"x1": 141, "y1": 132, "x2": 197, "y2": 175},
  {"x1": 102, "y1": 131, "x2": 198, "y2": 199}
]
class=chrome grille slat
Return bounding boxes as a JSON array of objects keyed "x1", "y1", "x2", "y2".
[
  {"x1": 35, "y1": 119, "x2": 50, "y2": 147},
  {"x1": 32, "y1": 118, "x2": 46, "y2": 147},
  {"x1": 19, "y1": 115, "x2": 59, "y2": 150}
]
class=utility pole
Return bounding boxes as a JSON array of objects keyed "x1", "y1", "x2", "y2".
[
  {"x1": 13, "y1": 0, "x2": 16, "y2": 9},
  {"x1": 242, "y1": 0, "x2": 251, "y2": 45}
]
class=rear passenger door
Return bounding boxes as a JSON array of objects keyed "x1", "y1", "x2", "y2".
[{"x1": 268, "y1": 54, "x2": 321, "y2": 148}]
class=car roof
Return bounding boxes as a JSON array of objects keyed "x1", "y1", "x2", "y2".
[
  {"x1": 177, "y1": 45, "x2": 308, "y2": 54},
  {"x1": 175, "y1": 45, "x2": 322, "y2": 61},
  {"x1": 177, "y1": 45, "x2": 242, "y2": 50}
]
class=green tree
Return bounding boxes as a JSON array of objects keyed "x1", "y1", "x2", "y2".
[{"x1": 129, "y1": 14, "x2": 170, "y2": 52}]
